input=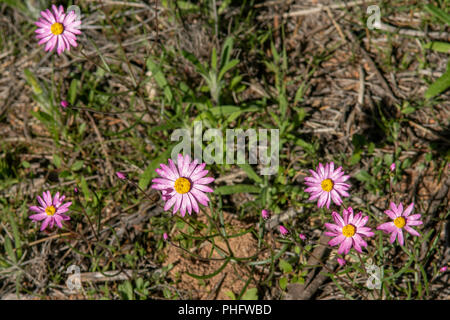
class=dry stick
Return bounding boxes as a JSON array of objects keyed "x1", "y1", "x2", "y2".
[
  {"x1": 74, "y1": 192, "x2": 100, "y2": 242},
  {"x1": 325, "y1": 7, "x2": 346, "y2": 42},
  {"x1": 345, "y1": 29, "x2": 399, "y2": 104},
  {"x1": 376, "y1": 22, "x2": 450, "y2": 39},
  {"x1": 206, "y1": 272, "x2": 227, "y2": 299},
  {"x1": 85, "y1": 0, "x2": 152, "y2": 9},
  {"x1": 85, "y1": 110, "x2": 114, "y2": 185},
  {"x1": 101, "y1": 5, "x2": 138, "y2": 88},
  {"x1": 27, "y1": 232, "x2": 75, "y2": 247},
  {"x1": 408, "y1": 120, "x2": 450, "y2": 145},
  {"x1": 68, "y1": 105, "x2": 132, "y2": 116},
  {"x1": 258, "y1": 0, "x2": 377, "y2": 19}
]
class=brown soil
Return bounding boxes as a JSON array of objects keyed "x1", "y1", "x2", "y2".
[{"x1": 163, "y1": 209, "x2": 275, "y2": 300}]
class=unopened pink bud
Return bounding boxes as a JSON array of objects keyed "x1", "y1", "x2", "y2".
[
  {"x1": 261, "y1": 209, "x2": 270, "y2": 220},
  {"x1": 390, "y1": 163, "x2": 396, "y2": 172},
  {"x1": 279, "y1": 225, "x2": 289, "y2": 236},
  {"x1": 116, "y1": 172, "x2": 126, "y2": 180},
  {"x1": 337, "y1": 258, "x2": 346, "y2": 266},
  {"x1": 61, "y1": 100, "x2": 69, "y2": 108}
]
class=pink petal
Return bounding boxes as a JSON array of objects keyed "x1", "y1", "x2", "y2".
[
  {"x1": 190, "y1": 188, "x2": 210, "y2": 207},
  {"x1": 180, "y1": 194, "x2": 187, "y2": 217},
  {"x1": 56, "y1": 36, "x2": 65, "y2": 55},
  {"x1": 390, "y1": 202, "x2": 399, "y2": 217},
  {"x1": 43, "y1": 191, "x2": 52, "y2": 207},
  {"x1": 332, "y1": 211, "x2": 345, "y2": 227},
  {"x1": 185, "y1": 193, "x2": 192, "y2": 215},
  {"x1": 194, "y1": 177, "x2": 214, "y2": 185},
  {"x1": 29, "y1": 213, "x2": 47, "y2": 221},
  {"x1": 155, "y1": 166, "x2": 176, "y2": 181},
  {"x1": 152, "y1": 178, "x2": 174, "y2": 186},
  {"x1": 40, "y1": 217, "x2": 51, "y2": 231},
  {"x1": 54, "y1": 215, "x2": 64, "y2": 228},
  {"x1": 408, "y1": 214, "x2": 421, "y2": 221},
  {"x1": 45, "y1": 36, "x2": 57, "y2": 52},
  {"x1": 177, "y1": 154, "x2": 185, "y2": 177},
  {"x1": 404, "y1": 226, "x2": 420, "y2": 237},
  {"x1": 329, "y1": 234, "x2": 346, "y2": 246},
  {"x1": 338, "y1": 237, "x2": 353, "y2": 255},
  {"x1": 172, "y1": 194, "x2": 183, "y2": 214},
  {"x1": 406, "y1": 219, "x2": 423, "y2": 226},
  {"x1": 317, "y1": 192, "x2": 328, "y2": 208},
  {"x1": 384, "y1": 209, "x2": 397, "y2": 220},
  {"x1": 168, "y1": 159, "x2": 180, "y2": 178},
  {"x1": 58, "y1": 213, "x2": 70, "y2": 221},
  {"x1": 324, "y1": 222, "x2": 341, "y2": 233},
  {"x1": 307, "y1": 169, "x2": 321, "y2": 181},
  {"x1": 330, "y1": 190, "x2": 342, "y2": 206},
  {"x1": 29, "y1": 206, "x2": 45, "y2": 213},
  {"x1": 397, "y1": 229, "x2": 404, "y2": 246},
  {"x1": 193, "y1": 184, "x2": 214, "y2": 193},
  {"x1": 318, "y1": 163, "x2": 325, "y2": 179},
  {"x1": 377, "y1": 222, "x2": 396, "y2": 233},
  {"x1": 308, "y1": 191, "x2": 321, "y2": 201},
  {"x1": 185, "y1": 159, "x2": 199, "y2": 177},
  {"x1": 187, "y1": 193, "x2": 199, "y2": 213},
  {"x1": 403, "y1": 202, "x2": 414, "y2": 217},
  {"x1": 388, "y1": 229, "x2": 397, "y2": 244}
]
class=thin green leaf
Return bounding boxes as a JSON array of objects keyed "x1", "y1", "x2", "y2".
[
  {"x1": 214, "y1": 184, "x2": 261, "y2": 195},
  {"x1": 424, "y1": 4, "x2": 450, "y2": 25},
  {"x1": 423, "y1": 41, "x2": 450, "y2": 53},
  {"x1": 186, "y1": 258, "x2": 230, "y2": 280},
  {"x1": 425, "y1": 62, "x2": 450, "y2": 99},
  {"x1": 237, "y1": 163, "x2": 263, "y2": 184},
  {"x1": 138, "y1": 163, "x2": 154, "y2": 190}
]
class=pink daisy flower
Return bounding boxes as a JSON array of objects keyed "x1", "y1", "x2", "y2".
[
  {"x1": 376, "y1": 202, "x2": 422, "y2": 246},
  {"x1": 29, "y1": 190, "x2": 71, "y2": 231},
  {"x1": 151, "y1": 154, "x2": 215, "y2": 216},
  {"x1": 324, "y1": 207, "x2": 374, "y2": 255},
  {"x1": 35, "y1": 5, "x2": 81, "y2": 55},
  {"x1": 304, "y1": 162, "x2": 350, "y2": 209}
]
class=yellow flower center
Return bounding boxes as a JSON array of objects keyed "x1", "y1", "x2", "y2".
[
  {"x1": 342, "y1": 224, "x2": 356, "y2": 237},
  {"x1": 51, "y1": 22, "x2": 64, "y2": 35},
  {"x1": 321, "y1": 179, "x2": 334, "y2": 192},
  {"x1": 45, "y1": 205, "x2": 56, "y2": 216},
  {"x1": 394, "y1": 216, "x2": 406, "y2": 229},
  {"x1": 174, "y1": 177, "x2": 191, "y2": 194}
]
